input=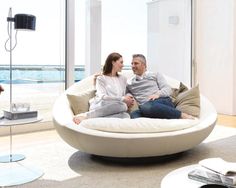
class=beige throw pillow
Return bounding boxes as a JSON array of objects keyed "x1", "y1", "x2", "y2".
[
  {"x1": 171, "y1": 82, "x2": 188, "y2": 102},
  {"x1": 67, "y1": 89, "x2": 96, "y2": 115},
  {"x1": 174, "y1": 85, "x2": 200, "y2": 117}
]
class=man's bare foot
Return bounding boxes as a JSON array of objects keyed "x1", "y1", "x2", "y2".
[
  {"x1": 73, "y1": 115, "x2": 87, "y2": 125},
  {"x1": 181, "y1": 112, "x2": 195, "y2": 119}
]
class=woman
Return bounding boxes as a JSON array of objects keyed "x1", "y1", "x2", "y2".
[{"x1": 73, "y1": 52, "x2": 134, "y2": 125}]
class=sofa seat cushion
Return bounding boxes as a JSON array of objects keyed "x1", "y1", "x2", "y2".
[{"x1": 80, "y1": 117, "x2": 199, "y2": 133}]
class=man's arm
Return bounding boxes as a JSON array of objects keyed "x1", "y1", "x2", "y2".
[{"x1": 156, "y1": 72, "x2": 172, "y2": 97}]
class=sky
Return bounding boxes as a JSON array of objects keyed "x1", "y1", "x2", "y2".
[{"x1": 0, "y1": 0, "x2": 148, "y2": 66}]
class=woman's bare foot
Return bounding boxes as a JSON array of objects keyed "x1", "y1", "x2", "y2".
[
  {"x1": 73, "y1": 115, "x2": 87, "y2": 125},
  {"x1": 181, "y1": 112, "x2": 195, "y2": 119}
]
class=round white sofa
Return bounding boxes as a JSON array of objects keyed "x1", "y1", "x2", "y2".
[{"x1": 53, "y1": 73, "x2": 217, "y2": 158}]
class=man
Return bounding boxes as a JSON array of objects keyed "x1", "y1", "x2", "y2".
[{"x1": 126, "y1": 54, "x2": 193, "y2": 119}]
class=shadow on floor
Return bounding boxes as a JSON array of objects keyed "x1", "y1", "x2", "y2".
[{"x1": 14, "y1": 135, "x2": 236, "y2": 188}]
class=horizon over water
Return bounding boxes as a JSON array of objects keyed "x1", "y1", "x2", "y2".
[{"x1": 0, "y1": 64, "x2": 131, "y2": 84}]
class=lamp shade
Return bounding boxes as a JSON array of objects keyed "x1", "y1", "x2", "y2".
[{"x1": 14, "y1": 14, "x2": 36, "y2": 30}]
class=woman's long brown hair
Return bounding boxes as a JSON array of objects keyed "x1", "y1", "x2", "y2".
[{"x1": 102, "y1": 52, "x2": 122, "y2": 76}]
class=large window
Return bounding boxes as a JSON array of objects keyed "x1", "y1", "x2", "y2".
[
  {"x1": 0, "y1": 0, "x2": 66, "y2": 121},
  {"x1": 74, "y1": 0, "x2": 191, "y2": 84},
  {"x1": 102, "y1": 0, "x2": 147, "y2": 65},
  {"x1": 74, "y1": 0, "x2": 147, "y2": 75}
]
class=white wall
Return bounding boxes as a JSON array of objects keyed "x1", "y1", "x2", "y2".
[
  {"x1": 147, "y1": 0, "x2": 192, "y2": 86},
  {"x1": 195, "y1": 0, "x2": 236, "y2": 115}
]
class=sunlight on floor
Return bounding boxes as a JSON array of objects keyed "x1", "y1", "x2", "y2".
[
  {"x1": 203, "y1": 125, "x2": 236, "y2": 143},
  {"x1": 0, "y1": 130, "x2": 80, "y2": 182}
]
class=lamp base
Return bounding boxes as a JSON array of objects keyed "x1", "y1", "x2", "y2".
[
  {"x1": 0, "y1": 162, "x2": 43, "y2": 187},
  {"x1": 3, "y1": 110, "x2": 38, "y2": 120},
  {"x1": 0, "y1": 154, "x2": 25, "y2": 163}
]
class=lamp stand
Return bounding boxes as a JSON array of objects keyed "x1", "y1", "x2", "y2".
[
  {"x1": 0, "y1": 8, "x2": 25, "y2": 163},
  {"x1": 9, "y1": 7, "x2": 13, "y2": 113},
  {"x1": 0, "y1": 122, "x2": 25, "y2": 163}
]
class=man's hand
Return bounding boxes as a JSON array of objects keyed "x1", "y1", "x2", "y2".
[
  {"x1": 93, "y1": 72, "x2": 102, "y2": 85},
  {"x1": 148, "y1": 94, "x2": 160, "y2": 101},
  {"x1": 123, "y1": 95, "x2": 135, "y2": 108}
]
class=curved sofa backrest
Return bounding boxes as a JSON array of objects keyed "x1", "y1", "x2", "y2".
[
  {"x1": 66, "y1": 75, "x2": 95, "y2": 95},
  {"x1": 65, "y1": 71, "x2": 181, "y2": 96},
  {"x1": 56, "y1": 71, "x2": 216, "y2": 122}
]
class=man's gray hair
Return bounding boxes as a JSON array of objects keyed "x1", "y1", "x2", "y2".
[{"x1": 132, "y1": 54, "x2": 146, "y2": 64}]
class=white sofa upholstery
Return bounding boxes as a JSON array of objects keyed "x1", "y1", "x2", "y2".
[{"x1": 53, "y1": 72, "x2": 217, "y2": 158}]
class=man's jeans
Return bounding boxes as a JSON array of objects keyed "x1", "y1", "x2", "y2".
[{"x1": 130, "y1": 97, "x2": 181, "y2": 119}]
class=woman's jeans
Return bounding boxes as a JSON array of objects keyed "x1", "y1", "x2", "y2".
[{"x1": 130, "y1": 97, "x2": 181, "y2": 119}]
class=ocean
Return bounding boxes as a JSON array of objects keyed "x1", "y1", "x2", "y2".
[
  {"x1": 0, "y1": 65, "x2": 85, "y2": 84},
  {"x1": 0, "y1": 65, "x2": 131, "y2": 84}
]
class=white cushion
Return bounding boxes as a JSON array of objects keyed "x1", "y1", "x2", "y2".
[{"x1": 80, "y1": 117, "x2": 199, "y2": 133}]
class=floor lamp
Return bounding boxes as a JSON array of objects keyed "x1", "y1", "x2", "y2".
[
  {"x1": 1, "y1": 7, "x2": 36, "y2": 163},
  {"x1": 0, "y1": 8, "x2": 43, "y2": 187},
  {"x1": 5, "y1": 7, "x2": 36, "y2": 113}
]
